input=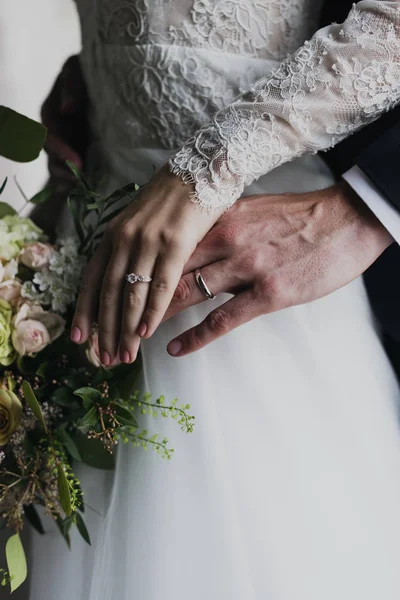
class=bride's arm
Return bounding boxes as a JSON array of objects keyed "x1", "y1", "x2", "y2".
[{"x1": 169, "y1": 1, "x2": 400, "y2": 212}]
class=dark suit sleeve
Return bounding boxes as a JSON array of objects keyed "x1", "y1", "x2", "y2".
[{"x1": 323, "y1": 105, "x2": 400, "y2": 214}]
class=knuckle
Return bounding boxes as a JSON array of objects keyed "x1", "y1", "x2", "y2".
[
  {"x1": 125, "y1": 288, "x2": 141, "y2": 309},
  {"x1": 117, "y1": 223, "x2": 134, "y2": 246},
  {"x1": 172, "y1": 279, "x2": 192, "y2": 306},
  {"x1": 151, "y1": 278, "x2": 169, "y2": 294},
  {"x1": 206, "y1": 309, "x2": 231, "y2": 334},
  {"x1": 219, "y1": 224, "x2": 241, "y2": 248},
  {"x1": 239, "y1": 251, "x2": 262, "y2": 274},
  {"x1": 259, "y1": 275, "x2": 291, "y2": 308},
  {"x1": 101, "y1": 283, "x2": 116, "y2": 306}
]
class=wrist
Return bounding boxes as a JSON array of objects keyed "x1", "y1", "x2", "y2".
[{"x1": 337, "y1": 180, "x2": 394, "y2": 254}]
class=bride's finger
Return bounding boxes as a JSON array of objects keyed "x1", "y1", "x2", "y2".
[
  {"x1": 167, "y1": 290, "x2": 260, "y2": 357},
  {"x1": 118, "y1": 248, "x2": 157, "y2": 364},
  {"x1": 162, "y1": 261, "x2": 244, "y2": 323},
  {"x1": 71, "y1": 241, "x2": 111, "y2": 344},
  {"x1": 98, "y1": 246, "x2": 131, "y2": 366},
  {"x1": 138, "y1": 248, "x2": 188, "y2": 339}
]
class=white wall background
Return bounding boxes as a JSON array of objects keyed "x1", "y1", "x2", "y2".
[
  {"x1": 0, "y1": 3, "x2": 80, "y2": 597},
  {"x1": 0, "y1": 0, "x2": 81, "y2": 212}
]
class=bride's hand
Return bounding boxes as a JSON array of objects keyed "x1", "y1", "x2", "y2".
[{"x1": 70, "y1": 164, "x2": 222, "y2": 365}]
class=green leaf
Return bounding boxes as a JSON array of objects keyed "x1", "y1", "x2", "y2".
[
  {"x1": 73, "y1": 431, "x2": 115, "y2": 470},
  {"x1": 5, "y1": 533, "x2": 27, "y2": 593},
  {"x1": 30, "y1": 185, "x2": 53, "y2": 205},
  {"x1": 55, "y1": 516, "x2": 71, "y2": 549},
  {"x1": 0, "y1": 177, "x2": 7, "y2": 195},
  {"x1": 77, "y1": 406, "x2": 98, "y2": 430},
  {"x1": 66, "y1": 160, "x2": 90, "y2": 189},
  {"x1": 114, "y1": 404, "x2": 139, "y2": 429},
  {"x1": 0, "y1": 106, "x2": 47, "y2": 162},
  {"x1": 0, "y1": 202, "x2": 17, "y2": 218},
  {"x1": 51, "y1": 387, "x2": 74, "y2": 407},
  {"x1": 36, "y1": 361, "x2": 49, "y2": 378},
  {"x1": 24, "y1": 505, "x2": 45, "y2": 535},
  {"x1": 22, "y1": 380, "x2": 47, "y2": 433},
  {"x1": 57, "y1": 427, "x2": 82, "y2": 462},
  {"x1": 57, "y1": 464, "x2": 72, "y2": 517},
  {"x1": 74, "y1": 387, "x2": 102, "y2": 410},
  {"x1": 75, "y1": 512, "x2": 91, "y2": 546}
]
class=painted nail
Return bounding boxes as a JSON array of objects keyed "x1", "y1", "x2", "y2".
[
  {"x1": 71, "y1": 326, "x2": 81, "y2": 343},
  {"x1": 120, "y1": 349, "x2": 131, "y2": 364},
  {"x1": 101, "y1": 351, "x2": 111, "y2": 366},
  {"x1": 167, "y1": 340, "x2": 183, "y2": 356},
  {"x1": 138, "y1": 323, "x2": 147, "y2": 338}
]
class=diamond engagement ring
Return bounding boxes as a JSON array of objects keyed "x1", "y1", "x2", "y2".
[
  {"x1": 194, "y1": 269, "x2": 216, "y2": 300},
  {"x1": 125, "y1": 273, "x2": 153, "y2": 284}
]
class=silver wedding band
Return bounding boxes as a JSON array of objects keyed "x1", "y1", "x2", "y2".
[
  {"x1": 125, "y1": 273, "x2": 153, "y2": 284},
  {"x1": 195, "y1": 269, "x2": 216, "y2": 300}
]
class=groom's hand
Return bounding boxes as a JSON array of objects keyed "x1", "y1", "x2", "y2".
[{"x1": 165, "y1": 182, "x2": 393, "y2": 357}]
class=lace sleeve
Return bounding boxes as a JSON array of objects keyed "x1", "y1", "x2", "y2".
[{"x1": 168, "y1": 1, "x2": 400, "y2": 212}]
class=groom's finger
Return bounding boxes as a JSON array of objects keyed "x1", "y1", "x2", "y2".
[
  {"x1": 167, "y1": 290, "x2": 261, "y2": 357},
  {"x1": 163, "y1": 260, "x2": 239, "y2": 323}
]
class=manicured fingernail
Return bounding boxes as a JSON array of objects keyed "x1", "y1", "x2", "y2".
[
  {"x1": 167, "y1": 340, "x2": 183, "y2": 356},
  {"x1": 101, "y1": 351, "x2": 111, "y2": 366},
  {"x1": 120, "y1": 349, "x2": 131, "y2": 364},
  {"x1": 138, "y1": 323, "x2": 147, "y2": 338},
  {"x1": 71, "y1": 326, "x2": 81, "y2": 343}
]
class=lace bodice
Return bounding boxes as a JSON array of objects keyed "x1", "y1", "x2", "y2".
[{"x1": 75, "y1": 0, "x2": 400, "y2": 211}]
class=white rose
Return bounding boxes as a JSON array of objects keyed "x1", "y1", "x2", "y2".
[
  {"x1": 12, "y1": 303, "x2": 65, "y2": 356},
  {"x1": 19, "y1": 243, "x2": 54, "y2": 271}
]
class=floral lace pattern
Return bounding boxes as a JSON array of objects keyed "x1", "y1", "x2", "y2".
[
  {"x1": 169, "y1": 2, "x2": 400, "y2": 211},
  {"x1": 76, "y1": 0, "x2": 323, "y2": 150}
]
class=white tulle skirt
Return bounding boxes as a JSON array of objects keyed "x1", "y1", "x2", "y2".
[{"x1": 28, "y1": 148, "x2": 400, "y2": 600}]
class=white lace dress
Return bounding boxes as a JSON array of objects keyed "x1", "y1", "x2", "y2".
[{"x1": 29, "y1": 2, "x2": 400, "y2": 599}]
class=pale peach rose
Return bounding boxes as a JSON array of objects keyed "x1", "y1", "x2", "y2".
[
  {"x1": 12, "y1": 303, "x2": 65, "y2": 356},
  {"x1": 86, "y1": 330, "x2": 119, "y2": 369},
  {"x1": 86, "y1": 331, "x2": 101, "y2": 368},
  {"x1": 19, "y1": 242, "x2": 53, "y2": 270},
  {"x1": 0, "y1": 280, "x2": 22, "y2": 306}
]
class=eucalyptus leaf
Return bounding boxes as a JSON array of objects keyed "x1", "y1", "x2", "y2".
[
  {"x1": 75, "y1": 512, "x2": 91, "y2": 546},
  {"x1": 73, "y1": 431, "x2": 115, "y2": 470},
  {"x1": 0, "y1": 202, "x2": 17, "y2": 217},
  {"x1": 0, "y1": 106, "x2": 46, "y2": 162},
  {"x1": 57, "y1": 463, "x2": 72, "y2": 517},
  {"x1": 30, "y1": 185, "x2": 53, "y2": 205},
  {"x1": 5, "y1": 532, "x2": 27, "y2": 593},
  {"x1": 22, "y1": 380, "x2": 48, "y2": 433},
  {"x1": 74, "y1": 387, "x2": 102, "y2": 410},
  {"x1": 114, "y1": 404, "x2": 139, "y2": 429},
  {"x1": 24, "y1": 504, "x2": 45, "y2": 535},
  {"x1": 0, "y1": 177, "x2": 7, "y2": 195}
]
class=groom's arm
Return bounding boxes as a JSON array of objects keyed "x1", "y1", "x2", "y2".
[{"x1": 323, "y1": 107, "x2": 400, "y2": 244}]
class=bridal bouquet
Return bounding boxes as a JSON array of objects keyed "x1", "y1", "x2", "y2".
[{"x1": 0, "y1": 161, "x2": 194, "y2": 593}]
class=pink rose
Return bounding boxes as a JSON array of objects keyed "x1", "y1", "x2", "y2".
[
  {"x1": 19, "y1": 243, "x2": 54, "y2": 270},
  {"x1": 0, "y1": 280, "x2": 22, "y2": 306},
  {"x1": 12, "y1": 303, "x2": 65, "y2": 356},
  {"x1": 86, "y1": 331, "x2": 101, "y2": 368}
]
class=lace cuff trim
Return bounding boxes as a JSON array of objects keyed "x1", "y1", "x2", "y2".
[{"x1": 169, "y1": 1, "x2": 400, "y2": 212}]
